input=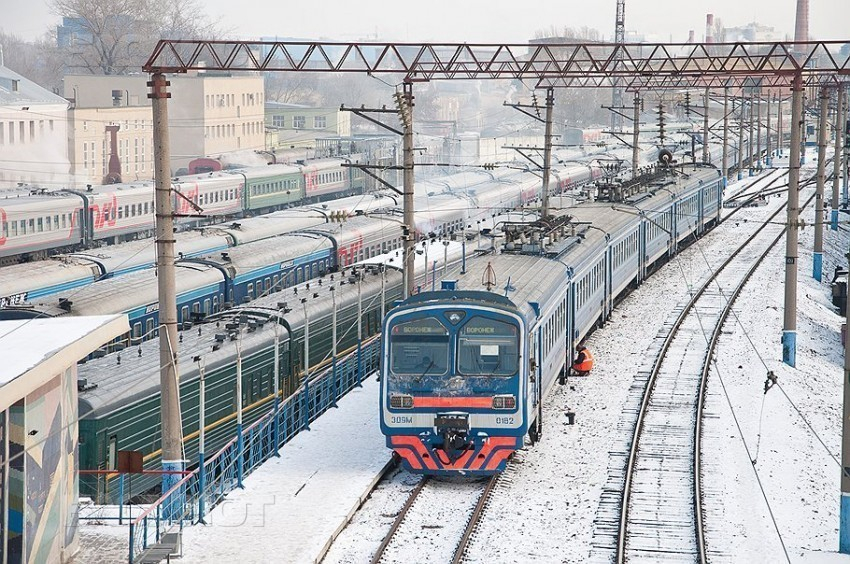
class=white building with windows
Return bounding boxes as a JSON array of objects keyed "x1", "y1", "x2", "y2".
[
  {"x1": 264, "y1": 102, "x2": 351, "y2": 151},
  {"x1": 0, "y1": 64, "x2": 71, "y2": 190},
  {"x1": 64, "y1": 72, "x2": 265, "y2": 175}
]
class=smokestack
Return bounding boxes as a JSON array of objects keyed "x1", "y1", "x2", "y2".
[
  {"x1": 795, "y1": 0, "x2": 809, "y2": 43},
  {"x1": 103, "y1": 125, "x2": 122, "y2": 184},
  {"x1": 706, "y1": 14, "x2": 715, "y2": 44},
  {"x1": 688, "y1": 30, "x2": 695, "y2": 43}
]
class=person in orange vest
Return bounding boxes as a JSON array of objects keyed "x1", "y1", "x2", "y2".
[{"x1": 572, "y1": 343, "x2": 594, "y2": 376}]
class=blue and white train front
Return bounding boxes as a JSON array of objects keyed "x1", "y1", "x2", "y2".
[{"x1": 380, "y1": 296, "x2": 527, "y2": 475}]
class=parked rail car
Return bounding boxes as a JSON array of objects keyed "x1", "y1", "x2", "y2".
[
  {"x1": 77, "y1": 264, "x2": 405, "y2": 504},
  {"x1": 380, "y1": 164, "x2": 724, "y2": 475}
]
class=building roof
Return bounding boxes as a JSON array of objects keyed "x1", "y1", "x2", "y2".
[
  {"x1": 0, "y1": 315, "x2": 129, "y2": 409},
  {"x1": 0, "y1": 64, "x2": 69, "y2": 107}
]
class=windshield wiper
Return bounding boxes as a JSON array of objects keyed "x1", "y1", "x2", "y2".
[{"x1": 416, "y1": 359, "x2": 435, "y2": 381}]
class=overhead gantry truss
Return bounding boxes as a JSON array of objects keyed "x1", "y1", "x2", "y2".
[{"x1": 143, "y1": 40, "x2": 850, "y2": 88}]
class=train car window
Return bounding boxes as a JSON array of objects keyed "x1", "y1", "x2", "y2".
[
  {"x1": 132, "y1": 323, "x2": 141, "y2": 339},
  {"x1": 107, "y1": 436, "x2": 117, "y2": 470},
  {"x1": 213, "y1": 296, "x2": 219, "y2": 313},
  {"x1": 46, "y1": 216, "x2": 51, "y2": 230},
  {"x1": 37, "y1": 217, "x2": 43, "y2": 232},
  {"x1": 247, "y1": 283, "x2": 254, "y2": 299},
  {"x1": 457, "y1": 317, "x2": 519, "y2": 376},
  {"x1": 389, "y1": 317, "x2": 449, "y2": 376},
  {"x1": 181, "y1": 306, "x2": 189, "y2": 322},
  {"x1": 204, "y1": 299, "x2": 211, "y2": 315},
  {"x1": 10, "y1": 221, "x2": 16, "y2": 237},
  {"x1": 146, "y1": 318, "x2": 155, "y2": 337}
]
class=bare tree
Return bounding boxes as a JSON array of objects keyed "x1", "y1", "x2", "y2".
[
  {"x1": 50, "y1": 0, "x2": 222, "y2": 74},
  {"x1": 0, "y1": 32, "x2": 65, "y2": 92}
]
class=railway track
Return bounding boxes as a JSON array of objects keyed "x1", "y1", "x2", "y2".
[
  {"x1": 610, "y1": 188, "x2": 816, "y2": 563},
  {"x1": 369, "y1": 475, "x2": 497, "y2": 564}
]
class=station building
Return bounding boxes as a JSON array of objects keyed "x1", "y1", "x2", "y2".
[{"x1": 0, "y1": 314, "x2": 128, "y2": 563}]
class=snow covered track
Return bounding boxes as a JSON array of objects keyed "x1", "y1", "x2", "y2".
[
  {"x1": 369, "y1": 476, "x2": 497, "y2": 564},
  {"x1": 609, "y1": 189, "x2": 816, "y2": 563}
]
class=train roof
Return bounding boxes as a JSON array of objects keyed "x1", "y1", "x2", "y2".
[
  {"x1": 0, "y1": 190, "x2": 81, "y2": 209},
  {"x1": 0, "y1": 259, "x2": 99, "y2": 302},
  {"x1": 77, "y1": 265, "x2": 404, "y2": 418},
  {"x1": 199, "y1": 233, "x2": 332, "y2": 275},
  {"x1": 230, "y1": 164, "x2": 302, "y2": 179},
  {"x1": 397, "y1": 254, "x2": 569, "y2": 323},
  {"x1": 5, "y1": 262, "x2": 224, "y2": 318}
]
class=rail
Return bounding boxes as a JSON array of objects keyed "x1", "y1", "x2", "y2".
[
  {"x1": 126, "y1": 335, "x2": 381, "y2": 563},
  {"x1": 615, "y1": 187, "x2": 817, "y2": 562}
]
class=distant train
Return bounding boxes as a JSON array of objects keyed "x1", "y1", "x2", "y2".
[
  {"x1": 379, "y1": 163, "x2": 724, "y2": 475},
  {"x1": 0, "y1": 158, "x2": 366, "y2": 264},
  {"x1": 0, "y1": 159, "x2": 607, "y2": 330}
]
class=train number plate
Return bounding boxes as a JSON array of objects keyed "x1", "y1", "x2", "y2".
[{"x1": 434, "y1": 416, "x2": 469, "y2": 430}]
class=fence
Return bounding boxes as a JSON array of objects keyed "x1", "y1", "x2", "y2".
[{"x1": 126, "y1": 335, "x2": 381, "y2": 563}]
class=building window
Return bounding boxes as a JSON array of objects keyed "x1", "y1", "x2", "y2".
[
  {"x1": 314, "y1": 116, "x2": 326, "y2": 129},
  {"x1": 293, "y1": 116, "x2": 305, "y2": 129},
  {"x1": 273, "y1": 115, "x2": 284, "y2": 127}
]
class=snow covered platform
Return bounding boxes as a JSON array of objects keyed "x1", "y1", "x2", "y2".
[{"x1": 180, "y1": 378, "x2": 391, "y2": 563}]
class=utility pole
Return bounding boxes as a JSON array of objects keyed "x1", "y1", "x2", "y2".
[
  {"x1": 738, "y1": 95, "x2": 746, "y2": 180},
  {"x1": 801, "y1": 91, "x2": 808, "y2": 165},
  {"x1": 842, "y1": 245, "x2": 850, "y2": 554},
  {"x1": 611, "y1": 0, "x2": 626, "y2": 133},
  {"x1": 703, "y1": 87, "x2": 710, "y2": 163},
  {"x1": 149, "y1": 73, "x2": 184, "y2": 495},
  {"x1": 633, "y1": 91, "x2": 641, "y2": 179},
  {"x1": 782, "y1": 74, "x2": 803, "y2": 367},
  {"x1": 814, "y1": 87, "x2": 828, "y2": 281},
  {"x1": 778, "y1": 96, "x2": 785, "y2": 157},
  {"x1": 843, "y1": 87, "x2": 850, "y2": 206},
  {"x1": 399, "y1": 82, "x2": 415, "y2": 299},
  {"x1": 766, "y1": 94, "x2": 773, "y2": 166},
  {"x1": 835, "y1": 85, "x2": 846, "y2": 230},
  {"x1": 722, "y1": 89, "x2": 729, "y2": 186},
  {"x1": 542, "y1": 87, "x2": 554, "y2": 218},
  {"x1": 749, "y1": 93, "x2": 756, "y2": 176},
  {"x1": 756, "y1": 92, "x2": 763, "y2": 171}
]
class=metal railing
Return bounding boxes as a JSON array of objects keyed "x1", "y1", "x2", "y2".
[{"x1": 126, "y1": 335, "x2": 380, "y2": 563}]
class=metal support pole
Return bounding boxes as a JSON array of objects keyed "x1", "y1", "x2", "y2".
[
  {"x1": 801, "y1": 91, "x2": 808, "y2": 165},
  {"x1": 722, "y1": 89, "x2": 729, "y2": 187},
  {"x1": 149, "y1": 73, "x2": 185, "y2": 496},
  {"x1": 380, "y1": 267, "x2": 386, "y2": 319},
  {"x1": 197, "y1": 361, "x2": 206, "y2": 521},
  {"x1": 401, "y1": 82, "x2": 415, "y2": 299},
  {"x1": 842, "y1": 88, "x2": 850, "y2": 206},
  {"x1": 633, "y1": 92, "x2": 641, "y2": 179},
  {"x1": 273, "y1": 322, "x2": 281, "y2": 451},
  {"x1": 702, "y1": 88, "x2": 710, "y2": 163},
  {"x1": 766, "y1": 94, "x2": 773, "y2": 166},
  {"x1": 778, "y1": 96, "x2": 785, "y2": 157},
  {"x1": 840, "y1": 247, "x2": 850, "y2": 553},
  {"x1": 749, "y1": 94, "x2": 755, "y2": 176},
  {"x1": 331, "y1": 286, "x2": 338, "y2": 405},
  {"x1": 833, "y1": 86, "x2": 845, "y2": 230},
  {"x1": 756, "y1": 92, "x2": 763, "y2": 170},
  {"x1": 738, "y1": 96, "x2": 745, "y2": 181},
  {"x1": 235, "y1": 344, "x2": 244, "y2": 488},
  {"x1": 814, "y1": 87, "x2": 829, "y2": 281},
  {"x1": 302, "y1": 299, "x2": 310, "y2": 430},
  {"x1": 782, "y1": 74, "x2": 803, "y2": 367},
  {"x1": 356, "y1": 273, "x2": 363, "y2": 386},
  {"x1": 542, "y1": 87, "x2": 554, "y2": 218}
]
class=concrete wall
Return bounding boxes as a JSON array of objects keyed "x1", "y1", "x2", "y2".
[{"x1": 0, "y1": 104, "x2": 70, "y2": 190}]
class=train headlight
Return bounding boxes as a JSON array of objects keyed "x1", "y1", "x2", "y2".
[
  {"x1": 492, "y1": 395, "x2": 516, "y2": 410},
  {"x1": 390, "y1": 394, "x2": 414, "y2": 409}
]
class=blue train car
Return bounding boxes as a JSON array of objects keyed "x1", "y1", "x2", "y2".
[{"x1": 380, "y1": 164, "x2": 724, "y2": 476}]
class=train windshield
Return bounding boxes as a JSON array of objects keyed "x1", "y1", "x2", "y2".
[
  {"x1": 390, "y1": 316, "x2": 449, "y2": 376},
  {"x1": 457, "y1": 316, "x2": 519, "y2": 376}
]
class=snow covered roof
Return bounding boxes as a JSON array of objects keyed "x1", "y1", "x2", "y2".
[
  {"x1": 0, "y1": 315, "x2": 129, "y2": 409},
  {"x1": 0, "y1": 65, "x2": 69, "y2": 107}
]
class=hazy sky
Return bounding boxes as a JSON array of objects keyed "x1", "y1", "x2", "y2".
[{"x1": 3, "y1": 0, "x2": 847, "y2": 44}]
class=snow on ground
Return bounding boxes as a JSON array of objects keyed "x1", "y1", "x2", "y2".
[
  {"x1": 703, "y1": 154, "x2": 850, "y2": 561},
  {"x1": 179, "y1": 378, "x2": 391, "y2": 564}
]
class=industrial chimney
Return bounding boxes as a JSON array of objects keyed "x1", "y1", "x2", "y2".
[
  {"x1": 103, "y1": 125, "x2": 122, "y2": 184},
  {"x1": 794, "y1": 0, "x2": 809, "y2": 43},
  {"x1": 688, "y1": 30, "x2": 695, "y2": 43},
  {"x1": 705, "y1": 14, "x2": 715, "y2": 44}
]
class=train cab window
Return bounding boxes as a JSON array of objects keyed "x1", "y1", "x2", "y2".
[
  {"x1": 389, "y1": 317, "x2": 449, "y2": 376},
  {"x1": 457, "y1": 317, "x2": 519, "y2": 376}
]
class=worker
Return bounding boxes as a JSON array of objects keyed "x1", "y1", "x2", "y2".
[{"x1": 572, "y1": 344, "x2": 594, "y2": 376}]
